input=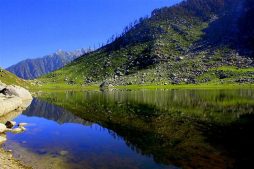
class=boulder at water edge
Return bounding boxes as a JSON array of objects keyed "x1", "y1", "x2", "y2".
[
  {"x1": 0, "y1": 123, "x2": 7, "y2": 133},
  {"x1": 2, "y1": 85, "x2": 32, "y2": 100}
]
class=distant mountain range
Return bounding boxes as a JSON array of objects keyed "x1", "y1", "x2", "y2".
[
  {"x1": 7, "y1": 49, "x2": 88, "y2": 79},
  {"x1": 39, "y1": 0, "x2": 254, "y2": 86}
]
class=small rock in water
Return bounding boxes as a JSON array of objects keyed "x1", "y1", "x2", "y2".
[
  {"x1": 18, "y1": 123, "x2": 28, "y2": 127},
  {"x1": 5, "y1": 121, "x2": 16, "y2": 129},
  {"x1": 37, "y1": 149, "x2": 47, "y2": 155},
  {"x1": 59, "y1": 150, "x2": 68, "y2": 156}
]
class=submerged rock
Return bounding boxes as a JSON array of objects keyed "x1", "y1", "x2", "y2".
[
  {"x1": 59, "y1": 150, "x2": 69, "y2": 156},
  {"x1": 18, "y1": 123, "x2": 28, "y2": 127},
  {"x1": 0, "y1": 134, "x2": 7, "y2": 144}
]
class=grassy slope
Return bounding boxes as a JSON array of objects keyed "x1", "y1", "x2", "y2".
[
  {"x1": 0, "y1": 69, "x2": 32, "y2": 89},
  {"x1": 197, "y1": 66, "x2": 254, "y2": 83},
  {"x1": 37, "y1": 1, "x2": 214, "y2": 84},
  {"x1": 33, "y1": 81, "x2": 254, "y2": 92},
  {"x1": 39, "y1": 22, "x2": 209, "y2": 85},
  {"x1": 37, "y1": 0, "x2": 253, "y2": 88},
  {"x1": 36, "y1": 65, "x2": 254, "y2": 91}
]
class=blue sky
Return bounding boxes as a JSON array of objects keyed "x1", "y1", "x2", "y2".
[{"x1": 0, "y1": 0, "x2": 181, "y2": 68}]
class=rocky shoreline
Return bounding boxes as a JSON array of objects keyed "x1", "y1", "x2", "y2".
[
  {"x1": 0, "y1": 148, "x2": 30, "y2": 169},
  {"x1": 0, "y1": 81, "x2": 32, "y2": 169}
]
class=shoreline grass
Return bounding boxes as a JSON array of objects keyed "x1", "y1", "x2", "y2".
[
  {"x1": 30, "y1": 83, "x2": 254, "y2": 92},
  {"x1": 115, "y1": 83, "x2": 254, "y2": 90}
]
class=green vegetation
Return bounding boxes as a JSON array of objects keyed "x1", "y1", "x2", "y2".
[
  {"x1": 197, "y1": 66, "x2": 254, "y2": 84},
  {"x1": 0, "y1": 68, "x2": 32, "y2": 89},
  {"x1": 116, "y1": 83, "x2": 254, "y2": 90},
  {"x1": 29, "y1": 80, "x2": 254, "y2": 92},
  {"x1": 2, "y1": 65, "x2": 253, "y2": 92},
  {"x1": 38, "y1": 0, "x2": 253, "y2": 87},
  {"x1": 35, "y1": 65, "x2": 254, "y2": 91},
  {"x1": 31, "y1": 83, "x2": 99, "y2": 91},
  {"x1": 3, "y1": 0, "x2": 254, "y2": 90},
  {"x1": 2, "y1": 1, "x2": 254, "y2": 168}
]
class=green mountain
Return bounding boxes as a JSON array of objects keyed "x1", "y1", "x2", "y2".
[{"x1": 40, "y1": 0, "x2": 254, "y2": 86}]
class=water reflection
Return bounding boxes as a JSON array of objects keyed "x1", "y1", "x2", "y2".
[
  {"x1": 23, "y1": 99, "x2": 92, "y2": 126},
  {"x1": 4, "y1": 89, "x2": 254, "y2": 169}
]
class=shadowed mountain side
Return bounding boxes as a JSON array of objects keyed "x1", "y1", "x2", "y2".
[
  {"x1": 23, "y1": 99, "x2": 92, "y2": 126},
  {"x1": 238, "y1": 0, "x2": 254, "y2": 53},
  {"x1": 190, "y1": 0, "x2": 254, "y2": 57}
]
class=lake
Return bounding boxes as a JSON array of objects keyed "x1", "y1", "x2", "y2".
[{"x1": 2, "y1": 89, "x2": 254, "y2": 169}]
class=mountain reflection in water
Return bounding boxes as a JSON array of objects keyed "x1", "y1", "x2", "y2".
[
  {"x1": 23, "y1": 98, "x2": 92, "y2": 126},
  {"x1": 4, "y1": 89, "x2": 254, "y2": 169}
]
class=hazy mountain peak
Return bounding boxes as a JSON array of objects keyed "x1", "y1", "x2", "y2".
[
  {"x1": 55, "y1": 49, "x2": 64, "y2": 55},
  {"x1": 7, "y1": 49, "x2": 87, "y2": 79}
]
